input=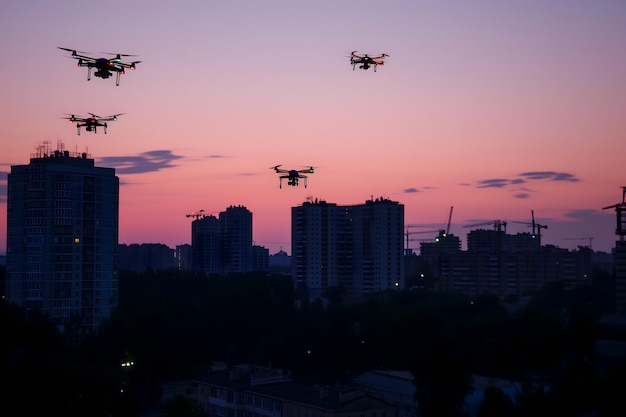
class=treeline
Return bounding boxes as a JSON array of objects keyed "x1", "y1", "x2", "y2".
[{"x1": 1, "y1": 265, "x2": 623, "y2": 416}]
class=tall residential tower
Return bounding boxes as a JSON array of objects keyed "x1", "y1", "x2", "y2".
[
  {"x1": 5, "y1": 142, "x2": 119, "y2": 333},
  {"x1": 292, "y1": 197, "x2": 405, "y2": 301}
]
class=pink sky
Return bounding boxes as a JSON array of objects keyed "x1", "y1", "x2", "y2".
[{"x1": 1, "y1": 1, "x2": 625, "y2": 255}]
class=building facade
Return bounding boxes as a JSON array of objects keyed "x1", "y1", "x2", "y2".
[
  {"x1": 188, "y1": 206, "x2": 258, "y2": 275},
  {"x1": 191, "y1": 214, "x2": 221, "y2": 275},
  {"x1": 292, "y1": 197, "x2": 405, "y2": 301},
  {"x1": 220, "y1": 205, "x2": 253, "y2": 274},
  {"x1": 118, "y1": 243, "x2": 176, "y2": 272},
  {"x1": 5, "y1": 143, "x2": 119, "y2": 332},
  {"x1": 190, "y1": 364, "x2": 397, "y2": 417}
]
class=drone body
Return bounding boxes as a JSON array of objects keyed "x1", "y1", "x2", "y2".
[
  {"x1": 349, "y1": 51, "x2": 388, "y2": 72},
  {"x1": 58, "y1": 47, "x2": 141, "y2": 85},
  {"x1": 271, "y1": 165, "x2": 315, "y2": 188},
  {"x1": 62, "y1": 113, "x2": 124, "y2": 135}
]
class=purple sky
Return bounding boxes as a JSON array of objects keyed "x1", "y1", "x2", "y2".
[{"x1": 1, "y1": 1, "x2": 625, "y2": 255}]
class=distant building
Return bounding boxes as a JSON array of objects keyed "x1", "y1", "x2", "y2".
[
  {"x1": 269, "y1": 249, "x2": 291, "y2": 275},
  {"x1": 353, "y1": 370, "x2": 417, "y2": 417},
  {"x1": 252, "y1": 245, "x2": 269, "y2": 272},
  {"x1": 118, "y1": 243, "x2": 176, "y2": 272},
  {"x1": 191, "y1": 214, "x2": 220, "y2": 275},
  {"x1": 186, "y1": 205, "x2": 267, "y2": 276},
  {"x1": 426, "y1": 228, "x2": 601, "y2": 298},
  {"x1": 176, "y1": 244, "x2": 192, "y2": 270},
  {"x1": 220, "y1": 205, "x2": 253, "y2": 274},
  {"x1": 615, "y1": 240, "x2": 626, "y2": 314},
  {"x1": 292, "y1": 197, "x2": 405, "y2": 301},
  {"x1": 5, "y1": 142, "x2": 118, "y2": 332},
  {"x1": 189, "y1": 364, "x2": 397, "y2": 417}
]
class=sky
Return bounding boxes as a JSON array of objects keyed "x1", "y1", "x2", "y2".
[{"x1": 1, "y1": 0, "x2": 625, "y2": 256}]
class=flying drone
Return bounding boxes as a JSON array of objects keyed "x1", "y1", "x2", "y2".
[
  {"x1": 349, "y1": 51, "x2": 389, "y2": 72},
  {"x1": 58, "y1": 47, "x2": 141, "y2": 85},
  {"x1": 62, "y1": 113, "x2": 124, "y2": 135},
  {"x1": 271, "y1": 165, "x2": 315, "y2": 188}
]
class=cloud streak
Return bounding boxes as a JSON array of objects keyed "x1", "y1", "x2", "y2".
[
  {"x1": 98, "y1": 150, "x2": 184, "y2": 174},
  {"x1": 475, "y1": 171, "x2": 580, "y2": 191}
]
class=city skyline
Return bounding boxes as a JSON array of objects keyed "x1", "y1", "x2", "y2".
[{"x1": 1, "y1": 1, "x2": 625, "y2": 255}]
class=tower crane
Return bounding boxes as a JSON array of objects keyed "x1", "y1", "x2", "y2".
[
  {"x1": 186, "y1": 210, "x2": 206, "y2": 220},
  {"x1": 405, "y1": 229, "x2": 440, "y2": 250},
  {"x1": 564, "y1": 237, "x2": 594, "y2": 249},
  {"x1": 512, "y1": 210, "x2": 547, "y2": 240},
  {"x1": 445, "y1": 205, "x2": 454, "y2": 235},
  {"x1": 602, "y1": 186, "x2": 626, "y2": 239},
  {"x1": 463, "y1": 219, "x2": 507, "y2": 233}
]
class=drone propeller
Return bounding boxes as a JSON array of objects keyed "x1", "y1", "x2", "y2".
[
  {"x1": 298, "y1": 165, "x2": 317, "y2": 173},
  {"x1": 270, "y1": 164, "x2": 282, "y2": 170},
  {"x1": 58, "y1": 46, "x2": 89, "y2": 54},
  {"x1": 100, "y1": 52, "x2": 139, "y2": 57}
]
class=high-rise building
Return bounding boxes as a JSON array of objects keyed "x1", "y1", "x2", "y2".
[
  {"x1": 5, "y1": 142, "x2": 119, "y2": 333},
  {"x1": 191, "y1": 214, "x2": 220, "y2": 275},
  {"x1": 292, "y1": 197, "x2": 405, "y2": 301},
  {"x1": 176, "y1": 244, "x2": 193, "y2": 271},
  {"x1": 219, "y1": 205, "x2": 253, "y2": 274},
  {"x1": 117, "y1": 243, "x2": 176, "y2": 272}
]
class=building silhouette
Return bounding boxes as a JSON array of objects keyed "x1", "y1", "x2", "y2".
[
  {"x1": 117, "y1": 243, "x2": 176, "y2": 272},
  {"x1": 220, "y1": 205, "x2": 253, "y2": 274},
  {"x1": 292, "y1": 197, "x2": 405, "y2": 301},
  {"x1": 176, "y1": 243, "x2": 192, "y2": 270},
  {"x1": 252, "y1": 244, "x2": 269, "y2": 272},
  {"x1": 189, "y1": 364, "x2": 398, "y2": 417},
  {"x1": 416, "y1": 227, "x2": 597, "y2": 298},
  {"x1": 187, "y1": 205, "x2": 261, "y2": 275},
  {"x1": 191, "y1": 214, "x2": 220, "y2": 275},
  {"x1": 5, "y1": 142, "x2": 119, "y2": 332}
]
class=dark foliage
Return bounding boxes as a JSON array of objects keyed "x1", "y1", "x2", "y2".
[{"x1": 1, "y1": 267, "x2": 623, "y2": 417}]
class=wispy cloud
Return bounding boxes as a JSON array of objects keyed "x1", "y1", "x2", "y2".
[
  {"x1": 98, "y1": 150, "x2": 184, "y2": 174},
  {"x1": 474, "y1": 171, "x2": 580, "y2": 193},
  {"x1": 403, "y1": 185, "x2": 437, "y2": 194},
  {"x1": 477, "y1": 178, "x2": 513, "y2": 189},
  {"x1": 519, "y1": 171, "x2": 580, "y2": 182}
]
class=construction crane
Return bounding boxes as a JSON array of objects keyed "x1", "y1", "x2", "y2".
[
  {"x1": 463, "y1": 219, "x2": 507, "y2": 233},
  {"x1": 564, "y1": 237, "x2": 594, "y2": 249},
  {"x1": 405, "y1": 229, "x2": 440, "y2": 250},
  {"x1": 602, "y1": 186, "x2": 626, "y2": 238},
  {"x1": 186, "y1": 210, "x2": 206, "y2": 220},
  {"x1": 445, "y1": 205, "x2": 454, "y2": 235},
  {"x1": 512, "y1": 210, "x2": 547, "y2": 240}
]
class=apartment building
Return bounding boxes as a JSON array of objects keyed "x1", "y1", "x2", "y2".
[
  {"x1": 5, "y1": 143, "x2": 119, "y2": 332},
  {"x1": 291, "y1": 197, "x2": 405, "y2": 301},
  {"x1": 190, "y1": 364, "x2": 397, "y2": 417}
]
